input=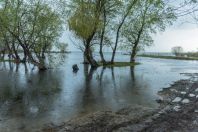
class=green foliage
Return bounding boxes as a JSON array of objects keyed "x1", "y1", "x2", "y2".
[
  {"x1": 0, "y1": 0, "x2": 63, "y2": 68},
  {"x1": 68, "y1": 0, "x2": 123, "y2": 44},
  {"x1": 68, "y1": 0, "x2": 102, "y2": 40},
  {"x1": 120, "y1": 0, "x2": 176, "y2": 53},
  {"x1": 56, "y1": 42, "x2": 68, "y2": 53}
]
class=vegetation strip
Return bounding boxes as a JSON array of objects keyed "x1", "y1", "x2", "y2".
[
  {"x1": 139, "y1": 55, "x2": 198, "y2": 61},
  {"x1": 98, "y1": 62, "x2": 140, "y2": 67}
]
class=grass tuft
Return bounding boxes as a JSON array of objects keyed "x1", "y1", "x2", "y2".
[{"x1": 98, "y1": 62, "x2": 140, "y2": 67}]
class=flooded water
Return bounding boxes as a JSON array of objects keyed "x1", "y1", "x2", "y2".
[{"x1": 0, "y1": 52, "x2": 198, "y2": 131}]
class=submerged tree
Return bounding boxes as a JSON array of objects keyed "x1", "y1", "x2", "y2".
[
  {"x1": 110, "y1": 0, "x2": 138, "y2": 63},
  {"x1": 121, "y1": 0, "x2": 176, "y2": 62},
  {"x1": 0, "y1": 0, "x2": 63, "y2": 70},
  {"x1": 98, "y1": 0, "x2": 122, "y2": 64},
  {"x1": 68, "y1": 0, "x2": 106, "y2": 67},
  {"x1": 68, "y1": 0, "x2": 126, "y2": 65}
]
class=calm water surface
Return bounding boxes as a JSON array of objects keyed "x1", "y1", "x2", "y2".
[{"x1": 0, "y1": 52, "x2": 198, "y2": 131}]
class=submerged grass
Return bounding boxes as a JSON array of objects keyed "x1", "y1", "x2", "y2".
[
  {"x1": 98, "y1": 62, "x2": 140, "y2": 67},
  {"x1": 138, "y1": 54, "x2": 198, "y2": 61},
  {"x1": 0, "y1": 59, "x2": 15, "y2": 62}
]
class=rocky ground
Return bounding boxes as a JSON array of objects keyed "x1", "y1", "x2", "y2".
[{"x1": 42, "y1": 73, "x2": 198, "y2": 132}]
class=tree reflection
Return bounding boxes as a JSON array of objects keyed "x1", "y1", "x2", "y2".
[
  {"x1": 111, "y1": 67, "x2": 117, "y2": 89},
  {"x1": 82, "y1": 64, "x2": 97, "y2": 103},
  {"x1": 130, "y1": 66, "x2": 135, "y2": 82},
  {"x1": 99, "y1": 67, "x2": 106, "y2": 87},
  {"x1": 0, "y1": 68, "x2": 63, "y2": 118}
]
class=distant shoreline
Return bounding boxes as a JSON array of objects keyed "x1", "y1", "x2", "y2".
[{"x1": 138, "y1": 54, "x2": 198, "y2": 61}]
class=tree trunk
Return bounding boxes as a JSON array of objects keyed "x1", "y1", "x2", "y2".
[
  {"x1": 83, "y1": 50, "x2": 89, "y2": 64},
  {"x1": 130, "y1": 41, "x2": 140, "y2": 62},
  {"x1": 99, "y1": 27, "x2": 106, "y2": 64},
  {"x1": 89, "y1": 49, "x2": 98, "y2": 67},
  {"x1": 22, "y1": 46, "x2": 47, "y2": 70},
  {"x1": 84, "y1": 41, "x2": 98, "y2": 67},
  {"x1": 36, "y1": 62, "x2": 47, "y2": 71},
  {"x1": 111, "y1": 28, "x2": 120, "y2": 63},
  {"x1": 4, "y1": 41, "x2": 12, "y2": 59},
  {"x1": 99, "y1": 8, "x2": 107, "y2": 64},
  {"x1": 130, "y1": 49, "x2": 136, "y2": 62},
  {"x1": 12, "y1": 45, "x2": 20, "y2": 63},
  {"x1": 99, "y1": 49, "x2": 106, "y2": 63},
  {"x1": 42, "y1": 45, "x2": 47, "y2": 59},
  {"x1": 22, "y1": 50, "x2": 27, "y2": 63},
  {"x1": 130, "y1": 44, "x2": 138, "y2": 62},
  {"x1": 130, "y1": 53, "x2": 135, "y2": 62},
  {"x1": 1, "y1": 50, "x2": 5, "y2": 60}
]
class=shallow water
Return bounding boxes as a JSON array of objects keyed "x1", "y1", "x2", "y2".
[{"x1": 0, "y1": 52, "x2": 198, "y2": 131}]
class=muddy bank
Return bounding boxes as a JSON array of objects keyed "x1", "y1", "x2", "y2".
[
  {"x1": 142, "y1": 73, "x2": 198, "y2": 132},
  {"x1": 43, "y1": 73, "x2": 198, "y2": 132},
  {"x1": 42, "y1": 105, "x2": 156, "y2": 132}
]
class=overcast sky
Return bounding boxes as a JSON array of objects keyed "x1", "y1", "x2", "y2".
[
  {"x1": 64, "y1": 21, "x2": 198, "y2": 53},
  {"x1": 63, "y1": 1, "x2": 198, "y2": 53},
  {"x1": 147, "y1": 19, "x2": 198, "y2": 52}
]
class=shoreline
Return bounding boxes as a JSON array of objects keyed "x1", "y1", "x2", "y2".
[
  {"x1": 138, "y1": 54, "x2": 198, "y2": 61},
  {"x1": 42, "y1": 73, "x2": 198, "y2": 132}
]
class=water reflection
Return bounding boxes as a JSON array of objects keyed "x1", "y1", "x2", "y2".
[
  {"x1": 0, "y1": 65, "x2": 62, "y2": 115},
  {"x1": 81, "y1": 65, "x2": 97, "y2": 111},
  {"x1": 0, "y1": 53, "x2": 198, "y2": 131},
  {"x1": 130, "y1": 67, "x2": 135, "y2": 82}
]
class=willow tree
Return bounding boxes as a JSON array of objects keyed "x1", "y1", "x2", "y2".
[
  {"x1": 121, "y1": 0, "x2": 176, "y2": 62},
  {"x1": 68, "y1": 0, "x2": 106, "y2": 67},
  {"x1": 0, "y1": 0, "x2": 63, "y2": 70},
  {"x1": 0, "y1": 0, "x2": 22, "y2": 62}
]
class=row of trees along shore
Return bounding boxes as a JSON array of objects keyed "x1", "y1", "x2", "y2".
[
  {"x1": 68, "y1": 0, "x2": 176, "y2": 67},
  {"x1": 0, "y1": 0, "x2": 64, "y2": 70},
  {"x1": 0, "y1": 0, "x2": 197, "y2": 70}
]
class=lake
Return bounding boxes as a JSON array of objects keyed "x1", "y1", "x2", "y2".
[{"x1": 0, "y1": 52, "x2": 198, "y2": 131}]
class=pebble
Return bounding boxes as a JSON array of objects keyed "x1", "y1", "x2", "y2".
[
  {"x1": 172, "y1": 97, "x2": 182, "y2": 103},
  {"x1": 193, "y1": 120, "x2": 198, "y2": 125},
  {"x1": 18, "y1": 124, "x2": 26, "y2": 130},
  {"x1": 189, "y1": 94, "x2": 196, "y2": 98},
  {"x1": 173, "y1": 105, "x2": 181, "y2": 112},
  {"x1": 158, "y1": 111, "x2": 164, "y2": 114},
  {"x1": 145, "y1": 119, "x2": 153, "y2": 123},
  {"x1": 181, "y1": 91, "x2": 187, "y2": 95},
  {"x1": 170, "y1": 89, "x2": 178, "y2": 93},
  {"x1": 195, "y1": 88, "x2": 198, "y2": 92},
  {"x1": 164, "y1": 105, "x2": 171, "y2": 111},
  {"x1": 156, "y1": 99, "x2": 163, "y2": 103},
  {"x1": 182, "y1": 99, "x2": 190, "y2": 104},
  {"x1": 196, "y1": 95, "x2": 198, "y2": 98},
  {"x1": 195, "y1": 110, "x2": 198, "y2": 113},
  {"x1": 152, "y1": 113, "x2": 160, "y2": 119},
  {"x1": 156, "y1": 97, "x2": 163, "y2": 103},
  {"x1": 30, "y1": 106, "x2": 39, "y2": 114}
]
